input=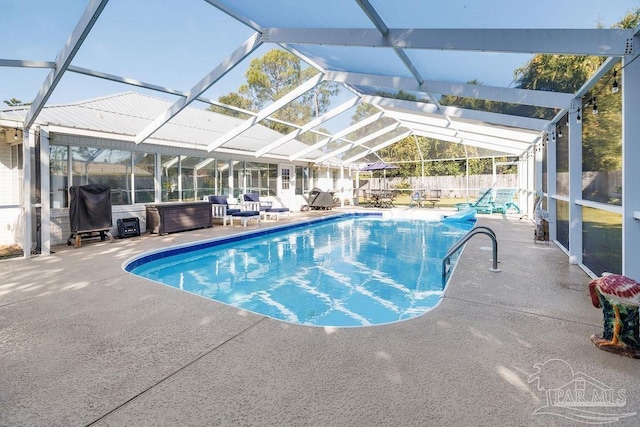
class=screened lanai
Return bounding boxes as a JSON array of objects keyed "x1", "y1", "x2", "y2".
[{"x1": 1, "y1": 0, "x2": 639, "y2": 280}]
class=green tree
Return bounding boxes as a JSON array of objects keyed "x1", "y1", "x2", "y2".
[
  {"x1": 3, "y1": 98, "x2": 31, "y2": 106},
  {"x1": 209, "y1": 49, "x2": 340, "y2": 137},
  {"x1": 513, "y1": 8, "x2": 639, "y2": 172},
  {"x1": 209, "y1": 93, "x2": 253, "y2": 119}
]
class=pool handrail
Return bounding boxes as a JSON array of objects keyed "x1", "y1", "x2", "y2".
[{"x1": 442, "y1": 226, "x2": 500, "y2": 285}]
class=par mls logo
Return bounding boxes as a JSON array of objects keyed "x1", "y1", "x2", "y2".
[{"x1": 528, "y1": 358, "x2": 636, "y2": 424}]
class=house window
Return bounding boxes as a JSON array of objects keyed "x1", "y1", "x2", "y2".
[
  {"x1": 50, "y1": 145, "x2": 69, "y2": 208},
  {"x1": 133, "y1": 152, "x2": 155, "y2": 203},
  {"x1": 71, "y1": 147, "x2": 132, "y2": 205},
  {"x1": 295, "y1": 166, "x2": 310, "y2": 195},
  {"x1": 281, "y1": 167, "x2": 290, "y2": 190},
  {"x1": 161, "y1": 155, "x2": 179, "y2": 201}
]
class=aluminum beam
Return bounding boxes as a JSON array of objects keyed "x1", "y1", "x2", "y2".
[
  {"x1": 455, "y1": 131, "x2": 532, "y2": 151},
  {"x1": 574, "y1": 57, "x2": 621, "y2": 99},
  {"x1": 354, "y1": 0, "x2": 433, "y2": 103},
  {"x1": 364, "y1": 95, "x2": 549, "y2": 131},
  {"x1": 325, "y1": 70, "x2": 574, "y2": 109},
  {"x1": 314, "y1": 122, "x2": 401, "y2": 163},
  {"x1": 24, "y1": 0, "x2": 109, "y2": 129},
  {"x1": 262, "y1": 28, "x2": 634, "y2": 56},
  {"x1": 206, "y1": 73, "x2": 325, "y2": 151},
  {"x1": 622, "y1": 37, "x2": 640, "y2": 279},
  {"x1": 343, "y1": 130, "x2": 412, "y2": 164},
  {"x1": 446, "y1": 119, "x2": 541, "y2": 143},
  {"x1": 390, "y1": 110, "x2": 539, "y2": 144},
  {"x1": 0, "y1": 59, "x2": 55, "y2": 68},
  {"x1": 201, "y1": 0, "x2": 262, "y2": 32},
  {"x1": 254, "y1": 96, "x2": 360, "y2": 157},
  {"x1": 396, "y1": 121, "x2": 458, "y2": 138},
  {"x1": 135, "y1": 33, "x2": 262, "y2": 144},
  {"x1": 411, "y1": 130, "x2": 523, "y2": 156},
  {"x1": 288, "y1": 111, "x2": 384, "y2": 161}
]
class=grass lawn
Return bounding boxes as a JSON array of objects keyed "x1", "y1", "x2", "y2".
[{"x1": 358, "y1": 194, "x2": 518, "y2": 209}]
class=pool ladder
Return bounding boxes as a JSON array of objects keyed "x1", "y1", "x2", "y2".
[{"x1": 442, "y1": 226, "x2": 500, "y2": 284}]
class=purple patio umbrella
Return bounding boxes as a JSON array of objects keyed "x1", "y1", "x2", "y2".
[{"x1": 360, "y1": 162, "x2": 399, "y2": 171}]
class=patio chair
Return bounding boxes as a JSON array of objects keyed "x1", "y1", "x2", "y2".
[
  {"x1": 455, "y1": 188, "x2": 494, "y2": 214},
  {"x1": 243, "y1": 192, "x2": 290, "y2": 221},
  {"x1": 424, "y1": 189, "x2": 441, "y2": 208},
  {"x1": 361, "y1": 189, "x2": 374, "y2": 207},
  {"x1": 491, "y1": 188, "x2": 521, "y2": 214},
  {"x1": 378, "y1": 191, "x2": 395, "y2": 208},
  {"x1": 409, "y1": 191, "x2": 423, "y2": 208},
  {"x1": 208, "y1": 195, "x2": 261, "y2": 227}
]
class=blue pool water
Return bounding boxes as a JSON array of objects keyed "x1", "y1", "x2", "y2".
[{"x1": 126, "y1": 214, "x2": 475, "y2": 327}]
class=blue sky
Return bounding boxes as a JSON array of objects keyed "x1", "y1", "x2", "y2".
[{"x1": 2, "y1": 0, "x2": 639, "y2": 116}]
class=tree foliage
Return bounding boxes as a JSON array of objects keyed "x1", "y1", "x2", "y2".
[
  {"x1": 209, "y1": 49, "x2": 340, "y2": 137},
  {"x1": 513, "y1": 8, "x2": 639, "y2": 172},
  {"x1": 3, "y1": 98, "x2": 30, "y2": 106}
]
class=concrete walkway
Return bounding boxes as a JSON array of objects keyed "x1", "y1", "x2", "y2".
[{"x1": 1, "y1": 210, "x2": 638, "y2": 426}]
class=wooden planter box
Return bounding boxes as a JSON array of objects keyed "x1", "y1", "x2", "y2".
[{"x1": 146, "y1": 202, "x2": 212, "y2": 235}]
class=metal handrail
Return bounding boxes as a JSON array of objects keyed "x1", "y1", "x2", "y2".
[{"x1": 442, "y1": 226, "x2": 500, "y2": 283}]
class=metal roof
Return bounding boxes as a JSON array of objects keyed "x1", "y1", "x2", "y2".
[
  {"x1": 0, "y1": 92, "x2": 327, "y2": 162},
  {"x1": 1, "y1": 0, "x2": 638, "y2": 164}
]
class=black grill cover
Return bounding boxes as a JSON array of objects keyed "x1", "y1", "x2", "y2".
[{"x1": 69, "y1": 185, "x2": 113, "y2": 232}]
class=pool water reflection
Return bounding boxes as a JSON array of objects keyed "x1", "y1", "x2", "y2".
[{"x1": 126, "y1": 216, "x2": 474, "y2": 327}]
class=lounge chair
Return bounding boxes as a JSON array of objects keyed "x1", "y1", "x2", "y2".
[
  {"x1": 455, "y1": 188, "x2": 494, "y2": 214},
  {"x1": 242, "y1": 193, "x2": 290, "y2": 221},
  {"x1": 308, "y1": 188, "x2": 334, "y2": 210},
  {"x1": 491, "y1": 188, "x2": 521, "y2": 214},
  {"x1": 208, "y1": 195, "x2": 261, "y2": 227}
]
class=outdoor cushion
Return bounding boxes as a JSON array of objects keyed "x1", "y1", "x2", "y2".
[
  {"x1": 243, "y1": 193, "x2": 272, "y2": 211},
  {"x1": 243, "y1": 193, "x2": 260, "y2": 203},
  {"x1": 209, "y1": 195, "x2": 228, "y2": 205},
  {"x1": 232, "y1": 210, "x2": 260, "y2": 217}
]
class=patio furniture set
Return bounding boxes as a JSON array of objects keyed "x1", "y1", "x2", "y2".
[{"x1": 207, "y1": 194, "x2": 290, "y2": 227}]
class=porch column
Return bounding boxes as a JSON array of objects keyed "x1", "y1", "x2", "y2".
[
  {"x1": 355, "y1": 167, "x2": 360, "y2": 206},
  {"x1": 340, "y1": 166, "x2": 345, "y2": 207},
  {"x1": 622, "y1": 40, "x2": 640, "y2": 279},
  {"x1": 40, "y1": 128, "x2": 50, "y2": 255},
  {"x1": 568, "y1": 99, "x2": 583, "y2": 265},
  {"x1": 547, "y1": 124, "x2": 557, "y2": 242},
  {"x1": 21, "y1": 128, "x2": 33, "y2": 258},
  {"x1": 154, "y1": 153, "x2": 161, "y2": 203}
]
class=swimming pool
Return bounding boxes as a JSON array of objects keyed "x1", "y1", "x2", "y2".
[{"x1": 126, "y1": 213, "x2": 475, "y2": 327}]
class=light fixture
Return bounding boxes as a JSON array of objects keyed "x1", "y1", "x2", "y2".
[
  {"x1": 557, "y1": 126, "x2": 563, "y2": 138},
  {"x1": 612, "y1": 71, "x2": 619, "y2": 94},
  {"x1": 14, "y1": 129, "x2": 18, "y2": 140},
  {"x1": 592, "y1": 97, "x2": 598, "y2": 114},
  {"x1": 576, "y1": 108, "x2": 581, "y2": 123}
]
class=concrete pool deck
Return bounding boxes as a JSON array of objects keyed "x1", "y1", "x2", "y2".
[{"x1": 1, "y1": 209, "x2": 639, "y2": 426}]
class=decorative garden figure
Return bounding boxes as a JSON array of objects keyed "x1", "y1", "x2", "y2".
[{"x1": 589, "y1": 274, "x2": 640, "y2": 358}]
